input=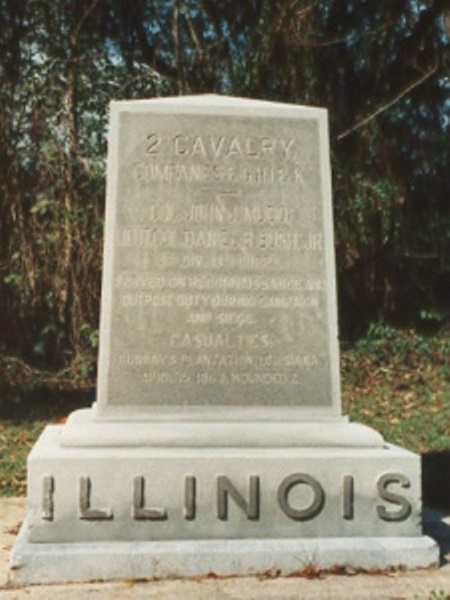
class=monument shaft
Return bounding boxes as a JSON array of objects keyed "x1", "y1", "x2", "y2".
[{"x1": 98, "y1": 100, "x2": 340, "y2": 415}]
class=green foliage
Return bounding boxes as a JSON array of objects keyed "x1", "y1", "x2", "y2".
[
  {"x1": 74, "y1": 322, "x2": 99, "y2": 380},
  {"x1": 334, "y1": 166, "x2": 406, "y2": 333},
  {"x1": 0, "y1": 421, "x2": 46, "y2": 496},
  {"x1": 79, "y1": 322, "x2": 99, "y2": 350},
  {"x1": 342, "y1": 325, "x2": 450, "y2": 453},
  {"x1": 426, "y1": 591, "x2": 450, "y2": 600},
  {"x1": 1, "y1": 327, "x2": 449, "y2": 496},
  {"x1": 0, "y1": 0, "x2": 448, "y2": 371}
]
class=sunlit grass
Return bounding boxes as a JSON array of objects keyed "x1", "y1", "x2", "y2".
[
  {"x1": 0, "y1": 326, "x2": 449, "y2": 496},
  {"x1": 342, "y1": 325, "x2": 450, "y2": 453}
]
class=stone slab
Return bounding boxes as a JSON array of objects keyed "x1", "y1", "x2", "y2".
[
  {"x1": 10, "y1": 523, "x2": 438, "y2": 585},
  {"x1": 1, "y1": 499, "x2": 446, "y2": 598},
  {"x1": 98, "y1": 96, "x2": 341, "y2": 417},
  {"x1": 60, "y1": 407, "x2": 384, "y2": 447},
  {"x1": 20, "y1": 426, "x2": 428, "y2": 543}
]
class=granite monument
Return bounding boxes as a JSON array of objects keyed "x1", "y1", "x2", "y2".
[{"x1": 11, "y1": 96, "x2": 438, "y2": 583}]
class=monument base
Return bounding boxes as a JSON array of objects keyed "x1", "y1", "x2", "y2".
[
  {"x1": 59, "y1": 407, "x2": 384, "y2": 448},
  {"x1": 10, "y1": 424, "x2": 439, "y2": 582},
  {"x1": 11, "y1": 527, "x2": 438, "y2": 585}
]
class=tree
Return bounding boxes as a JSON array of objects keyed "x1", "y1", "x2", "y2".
[{"x1": 0, "y1": 0, "x2": 448, "y2": 374}]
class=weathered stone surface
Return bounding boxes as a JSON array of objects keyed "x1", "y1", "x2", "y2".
[
  {"x1": 11, "y1": 529, "x2": 439, "y2": 585},
  {"x1": 97, "y1": 95, "x2": 340, "y2": 416},
  {"x1": 27, "y1": 427, "x2": 421, "y2": 543},
  {"x1": 60, "y1": 408, "x2": 384, "y2": 447}
]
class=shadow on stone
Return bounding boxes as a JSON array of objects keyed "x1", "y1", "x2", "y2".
[
  {"x1": 423, "y1": 507, "x2": 450, "y2": 565},
  {"x1": 422, "y1": 451, "x2": 450, "y2": 513},
  {"x1": 422, "y1": 451, "x2": 450, "y2": 564}
]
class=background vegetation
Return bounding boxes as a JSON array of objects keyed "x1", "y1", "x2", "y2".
[
  {"x1": 1, "y1": 324, "x2": 449, "y2": 496},
  {"x1": 0, "y1": 1, "x2": 449, "y2": 496},
  {"x1": 0, "y1": 1, "x2": 448, "y2": 382}
]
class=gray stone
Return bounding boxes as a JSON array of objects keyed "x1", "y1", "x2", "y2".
[
  {"x1": 11, "y1": 528, "x2": 438, "y2": 585},
  {"x1": 60, "y1": 407, "x2": 384, "y2": 447},
  {"x1": 61, "y1": 95, "x2": 378, "y2": 449},
  {"x1": 26, "y1": 427, "x2": 422, "y2": 543},
  {"x1": 97, "y1": 95, "x2": 340, "y2": 417}
]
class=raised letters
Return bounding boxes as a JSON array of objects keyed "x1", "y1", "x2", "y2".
[
  {"x1": 278, "y1": 474, "x2": 325, "y2": 521},
  {"x1": 79, "y1": 476, "x2": 113, "y2": 521},
  {"x1": 172, "y1": 134, "x2": 295, "y2": 160},
  {"x1": 103, "y1": 111, "x2": 340, "y2": 411},
  {"x1": 376, "y1": 473, "x2": 412, "y2": 522},
  {"x1": 184, "y1": 475, "x2": 196, "y2": 521},
  {"x1": 342, "y1": 475, "x2": 354, "y2": 520},
  {"x1": 41, "y1": 475, "x2": 55, "y2": 521},
  {"x1": 217, "y1": 475, "x2": 260, "y2": 521},
  {"x1": 133, "y1": 476, "x2": 168, "y2": 521},
  {"x1": 41, "y1": 471, "x2": 414, "y2": 527}
]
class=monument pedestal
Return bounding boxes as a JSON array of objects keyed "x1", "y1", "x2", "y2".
[
  {"x1": 59, "y1": 406, "x2": 385, "y2": 448},
  {"x1": 11, "y1": 423, "x2": 438, "y2": 583},
  {"x1": 12, "y1": 530, "x2": 438, "y2": 585}
]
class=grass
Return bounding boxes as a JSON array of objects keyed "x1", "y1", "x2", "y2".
[
  {"x1": 0, "y1": 324, "x2": 449, "y2": 496},
  {"x1": 0, "y1": 387, "x2": 94, "y2": 497},
  {"x1": 342, "y1": 324, "x2": 450, "y2": 454},
  {"x1": 0, "y1": 421, "x2": 48, "y2": 495}
]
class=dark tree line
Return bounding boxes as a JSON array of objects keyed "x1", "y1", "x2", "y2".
[{"x1": 0, "y1": 0, "x2": 449, "y2": 372}]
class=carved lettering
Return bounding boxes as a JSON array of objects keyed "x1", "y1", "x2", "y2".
[
  {"x1": 37, "y1": 470, "x2": 416, "y2": 527},
  {"x1": 342, "y1": 475, "x2": 354, "y2": 520},
  {"x1": 132, "y1": 161, "x2": 307, "y2": 186},
  {"x1": 171, "y1": 134, "x2": 296, "y2": 160},
  {"x1": 230, "y1": 372, "x2": 301, "y2": 385},
  {"x1": 133, "y1": 476, "x2": 168, "y2": 521},
  {"x1": 184, "y1": 475, "x2": 196, "y2": 521},
  {"x1": 278, "y1": 474, "x2": 325, "y2": 521},
  {"x1": 169, "y1": 333, "x2": 271, "y2": 350},
  {"x1": 376, "y1": 473, "x2": 412, "y2": 522},
  {"x1": 104, "y1": 111, "x2": 332, "y2": 410},
  {"x1": 143, "y1": 371, "x2": 191, "y2": 384},
  {"x1": 115, "y1": 273, "x2": 325, "y2": 292},
  {"x1": 41, "y1": 475, "x2": 55, "y2": 521},
  {"x1": 145, "y1": 133, "x2": 162, "y2": 155},
  {"x1": 79, "y1": 476, "x2": 113, "y2": 521},
  {"x1": 118, "y1": 228, "x2": 177, "y2": 249},
  {"x1": 117, "y1": 353, "x2": 177, "y2": 366},
  {"x1": 217, "y1": 475, "x2": 260, "y2": 520}
]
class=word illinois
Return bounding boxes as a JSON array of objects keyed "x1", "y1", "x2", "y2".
[{"x1": 40, "y1": 472, "x2": 412, "y2": 523}]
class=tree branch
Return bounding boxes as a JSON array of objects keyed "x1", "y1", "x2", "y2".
[
  {"x1": 172, "y1": 0, "x2": 184, "y2": 94},
  {"x1": 74, "y1": 0, "x2": 103, "y2": 42},
  {"x1": 336, "y1": 63, "x2": 439, "y2": 141}
]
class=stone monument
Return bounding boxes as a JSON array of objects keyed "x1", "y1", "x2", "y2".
[{"x1": 11, "y1": 96, "x2": 438, "y2": 583}]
